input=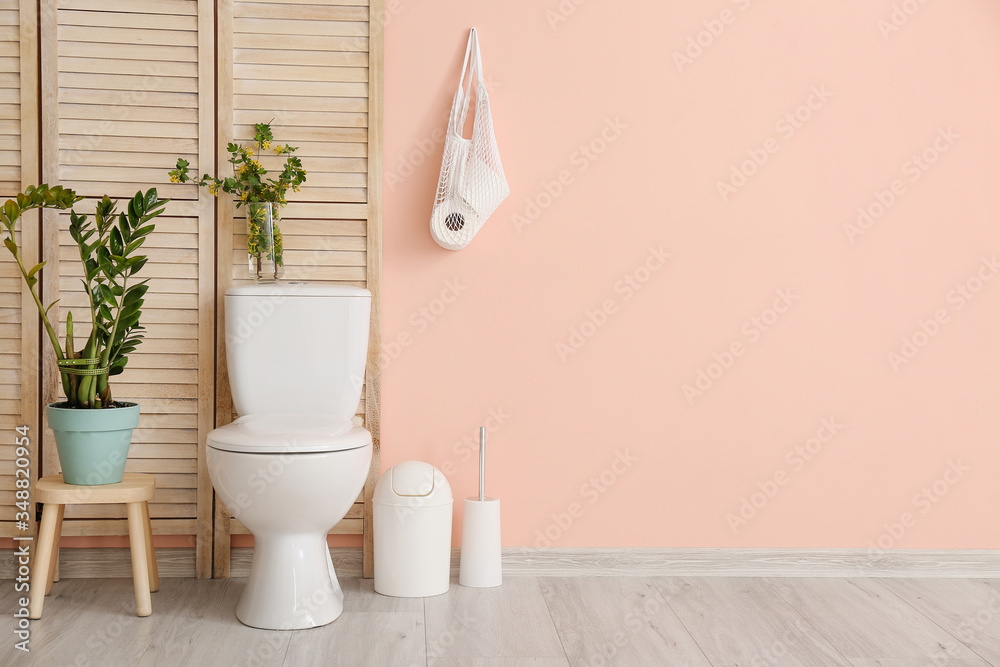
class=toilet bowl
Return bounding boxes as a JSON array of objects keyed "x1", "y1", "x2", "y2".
[{"x1": 207, "y1": 283, "x2": 372, "y2": 630}]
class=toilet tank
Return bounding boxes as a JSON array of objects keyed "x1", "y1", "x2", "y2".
[{"x1": 225, "y1": 283, "x2": 371, "y2": 421}]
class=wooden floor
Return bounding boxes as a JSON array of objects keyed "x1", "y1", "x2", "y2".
[{"x1": 2, "y1": 575, "x2": 999, "y2": 666}]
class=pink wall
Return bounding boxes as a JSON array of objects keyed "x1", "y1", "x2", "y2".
[{"x1": 383, "y1": 0, "x2": 1000, "y2": 549}]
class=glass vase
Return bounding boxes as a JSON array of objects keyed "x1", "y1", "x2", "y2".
[{"x1": 246, "y1": 202, "x2": 284, "y2": 283}]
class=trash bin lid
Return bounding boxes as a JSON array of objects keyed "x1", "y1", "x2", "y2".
[{"x1": 374, "y1": 461, "x2": 453, "y2": 507}]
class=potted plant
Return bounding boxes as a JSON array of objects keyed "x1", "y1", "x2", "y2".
[
  {"x1": 169, "y1": 121, "x2": 307, "y2": 282},
  {"x1": 0, "y1": 185, "x2": 167, "y2": 485}
]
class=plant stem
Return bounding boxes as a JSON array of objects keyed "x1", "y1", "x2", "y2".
[
  {"x1": 96, "y1": 273, "x2": 128, "y2": 408},
  {"x1": 10, "y1": 248, "x2": 66, "y2": 376},
  {"x1": 65, "y1": 312, "x2": 76, "y2": 400}
]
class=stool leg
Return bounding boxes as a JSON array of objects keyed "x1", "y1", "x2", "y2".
[
  {"x1": 28, "y1": 503, "x2": 60, "y2": 619},
  {"x1": 126, "y1": 502, "x2": 152, "y2": 617},
  {"x1": 45, "y1": 504, "x2": 65, "y2": 595},
  {"x1": 141, "y1": 501, "x2": 159, "y2": 593}
]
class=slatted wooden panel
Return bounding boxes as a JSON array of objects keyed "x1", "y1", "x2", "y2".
[
  {"x1": 214, "y1": 0, "x2": 382, "y2": 577},
  {"x1": 39, "y1": 0, "x2": 216, "y2": 577},
  {"x1": 0, "y1": 0, "x2": 39, "y2": 539}
]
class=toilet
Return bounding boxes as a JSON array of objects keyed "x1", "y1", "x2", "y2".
[{"x1": 207, "y1": 282, "x2": 373, "y2": 630}]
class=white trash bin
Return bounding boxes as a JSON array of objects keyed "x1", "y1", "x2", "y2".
[{"x1": 374, "y1": 461, "x2": 453, "y2": 597}]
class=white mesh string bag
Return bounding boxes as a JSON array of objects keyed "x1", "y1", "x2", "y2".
[{"x1": 430, "y1": 28, "x2": 509, "y2": 250}]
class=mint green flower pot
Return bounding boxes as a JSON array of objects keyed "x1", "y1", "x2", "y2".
[{"x1": 46, "y1": 402, "x2": 140, "y2": 485}]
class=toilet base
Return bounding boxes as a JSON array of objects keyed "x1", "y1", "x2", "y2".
[{"x1": 236, "y1": 533, "x2": 344, "y2": 630}]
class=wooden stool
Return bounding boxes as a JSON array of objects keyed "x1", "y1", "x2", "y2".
[{"x1": 28, "y1": 473, "x2": 159, "y2": 619}]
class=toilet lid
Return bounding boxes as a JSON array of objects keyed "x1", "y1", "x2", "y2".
[{"x1": 206, "y1": 413, "x2": 372, "y2": 454}]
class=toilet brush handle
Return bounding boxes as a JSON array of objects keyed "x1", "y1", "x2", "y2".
[{"x1": 479, "y1": 426, "x2": 486, "y2": 501}]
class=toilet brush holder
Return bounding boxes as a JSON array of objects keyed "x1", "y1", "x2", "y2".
[
  {"x1": 459, "y1": 427, "x2": 502, "y2": 588},
  {"x1": 460, "y1": 497, "x2": 501, "y2": 587}
]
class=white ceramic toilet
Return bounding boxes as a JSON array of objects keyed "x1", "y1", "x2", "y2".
[{"x1": 207, "y1": 283, "x2": 373, "y2": 630}]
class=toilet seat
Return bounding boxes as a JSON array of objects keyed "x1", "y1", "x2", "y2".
[{"x1": 206, "y1": 413, "x2": 372, "y2": 454}]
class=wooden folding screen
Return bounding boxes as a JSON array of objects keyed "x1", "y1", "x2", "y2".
[
  {"x1": 214, "y1": 0, "x2": 382, "y2": 578},
  {"x1": 38, "y1": 0, "x2": 216, "y2": 578},
  {"x1": 0, "y1": 0, "x2": 39, "y2": 540},
  {"x1": 0, "y1": 0, "x2": 380, "y2": 579}
]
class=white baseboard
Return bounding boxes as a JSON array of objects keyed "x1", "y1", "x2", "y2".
[
  {"x1": 4, "y1": 547, "x2": 998, "y2": 579},
  {"x1": 490, "y1": 547, "x2": 1000, "y2": 578}
]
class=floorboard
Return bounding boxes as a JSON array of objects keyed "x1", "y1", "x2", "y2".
[
  {"x1": 1, "y1": 574, "x2": 997, "y2": 666},
  {"x1": 423, "y1": 577, "x2": 565, "y2": 660},
  {"x1": 427, "y1": 659, "x2": 570, "y2": 666},
  {"x1": 654, "y1": 577, "x2": 852, "y2": 666},
  {"x1": 540, "y1": 576, "x2": 711, "y2": 666},
  {"x1": 136, "y1": 579, "x2": 291, "y2": 667},
  {"x1": 283, "y1": 612, "x2": 425, "y2": 667},
  {"x1": 875, "y1": 577, "x2": 1000, "y2": 666},
  {"x1": 768, "y1": 578, "x2": 990, "y2": 664}
]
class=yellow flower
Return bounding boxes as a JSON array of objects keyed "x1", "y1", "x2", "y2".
[
  {"x1": 169, "y1": 174, "x2": 180, "y2": 184},
  {"x1": 239, "y1": 191, "x2": 248, "y2": 202},
  {"x1": 260, "y1": 140, "x2": 271, "y2": 150},
  {"x1": 208, "y1": 182, "x2": 219, "y2": 195}
]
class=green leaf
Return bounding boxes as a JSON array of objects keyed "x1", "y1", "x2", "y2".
[
  {"x1": 118, "y1": 316, "x2": 141, "y2": 334},
  {"x1": 123, "y1": 283, "x2": 149, "y2": 303},
  {"x1": 3, "y1": 237, "x2": 17, "y2": 258},
  {"x1": 110, "y1": 226, "x2": 124, "y2": 256},
  {"x1": 98, "y1": 283, "x2": 117, "y2": 305},
  {"x1": 124, "y1": 256, "x2": 147, "y2": 273},
  {"x1": 26, "y1": 261, "x2": 45, "y2": 280},
  {"x1": 140, "y1": 202, "x2": 166, "y2": 223},
  {"x1": 3, "y1": 199, "x2": 19, "y2": 224},
  {"x1": 124, "y1": 238, "x2": 145, "y2": 255}
]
